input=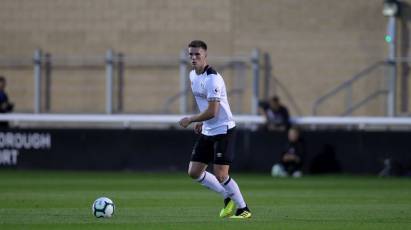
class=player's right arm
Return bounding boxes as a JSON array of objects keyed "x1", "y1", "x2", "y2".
[
  {"x1": 179, "y1": 73, "x2": 222, "y2": 129},
  {"x1": 178, "y1": 101, "x2": 219, "y2": 128}
]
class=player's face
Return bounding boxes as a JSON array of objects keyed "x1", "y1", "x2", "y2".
[
  {"x1": 269, "y1": 100, "x2": 279, "y2": 110},
  {"x1": 188, "y1": 47, "x2": 207, "y2": 69},
  {"x1": 288, "y1": 129, "x2": 299, "y2": 142}
]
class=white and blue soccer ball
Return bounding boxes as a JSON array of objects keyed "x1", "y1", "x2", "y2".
[{"x1": 92, "y1": 197, "x2": 115, "y2": 218}]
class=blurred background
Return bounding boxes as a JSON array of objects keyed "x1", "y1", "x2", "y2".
[{"x1": 0, "y1": 0, "x2": 410, "y2": 176}]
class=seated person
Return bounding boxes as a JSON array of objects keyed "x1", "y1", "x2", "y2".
[
  {"x1": 271, "y1": 127, "x2": 305, "y2": 178},
  {"x1": 258, "y1": 95, "x2": 290, "y2": 131},
  {"x1": 0, "y1": 76, "x2": 14, "y2": 129}
]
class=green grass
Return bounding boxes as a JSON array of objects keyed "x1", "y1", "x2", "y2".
[{"x1": 0, "y1": 171, "x2": 410, "y2": 229}]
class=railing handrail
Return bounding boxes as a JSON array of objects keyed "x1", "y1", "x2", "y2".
[
  {"x1": 341, "y1": 89, "x2": 388, "y2": 116},
  {"x1": 312, "y1": 60, "x2": 388, "y2": 115},
  {"x1": 1, "y1": 113, "x2": 411, "y2": 128}
]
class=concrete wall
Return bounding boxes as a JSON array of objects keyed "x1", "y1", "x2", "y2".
[{"x1": 0, "y1": 0, "x2": 410, "y2": 115}]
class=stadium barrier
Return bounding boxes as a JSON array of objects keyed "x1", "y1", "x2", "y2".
[
  {"x1": 0, "y1": 113, "x2": 411, "y2": 128},
  {"x1": 0, "y1": 127, "x2": 410, "y2": 175},
  {"x1": 0, "y1": 114, "x2": 410, "y2": 175}
]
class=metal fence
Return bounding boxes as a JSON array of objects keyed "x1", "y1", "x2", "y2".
[
  {"x1": 312, "y1": 61, "x2": 390, "y2": 116},
  {"x1": 312, "y1": 58, "x2": 410, "y2": 117},
  {"x1": 0, "y1": 49, "x2": 271, "y2": 115}
]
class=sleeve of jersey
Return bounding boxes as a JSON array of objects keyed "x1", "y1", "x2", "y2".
[{"x1": 206, "y1": 76, "x2": 222, "y2": 102}]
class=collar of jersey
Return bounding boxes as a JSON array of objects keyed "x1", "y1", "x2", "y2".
[{"x1": 196, "y1": 65, "x2": 210, "y2": 75}]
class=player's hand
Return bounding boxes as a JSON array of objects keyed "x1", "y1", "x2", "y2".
[
  {"x1": 194, "y1": 123, "x2": 203, "y2": 134},
  {"x1": 283, "y1": 153, "x2": 292, "y2": 162},
  {"x1": 283, "y1": 153, "x2": 300, "y2": 162},
  {"x1": 179, "y1": 117, "x2": 192, "y2": 128}
]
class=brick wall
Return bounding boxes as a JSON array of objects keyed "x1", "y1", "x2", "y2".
[{"x1": 0, "y1": 0, "x2": 409, "y2": 115}]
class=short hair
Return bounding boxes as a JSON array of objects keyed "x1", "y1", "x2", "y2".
[
  {"x1": 271, "y1": 95, "x2": 280, "y2": 103},
  {"x1": 188, "y1": 40, "x2": 207, "y2": 50},
  {"x1": 0, "y1": 76, "x2": 5, "y2": 83},
  {"x1": 289, "y1": 126, "x2": 300, "y2": 133}
]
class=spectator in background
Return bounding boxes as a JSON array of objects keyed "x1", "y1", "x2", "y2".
[
  {"x1": 258, "y1": 95, "x2": 290, "y2": 131},
  {"x1": 0, "y1": 76, "x2": 14, "y2": 129},
  {"x1": 271, "y1": 127, "x2": 305, "y2": 178}
]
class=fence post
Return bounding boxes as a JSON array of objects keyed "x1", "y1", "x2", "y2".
[
  {"x1": 44, "y1": 53, "x2": 52, "y2": 112},
  {"x1": 117, "y1": 52, "x2": 124, "y2": 113},
  {"x1": 263, "y1": 52, "x2": 272, "y2": 101},
  {"x1": 33, "y1": 49, "x2": 42, "y2": 114},
  {"x1": 179, "y1": 49, "x2": 188, "y2": 114},
  {"x1": 386, "y1": 16, "x2": 397, "y2": 117},
  {"x1": 105, "y1": 49, "x2": 114, "y2": 114},
  {"x1": 251, "y1": 49, "x2": 260, "y2": 115}
]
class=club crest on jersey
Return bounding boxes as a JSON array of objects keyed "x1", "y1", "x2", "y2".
[{"x1": 214, "y1": 88, "x2": 219, "y2": 93}]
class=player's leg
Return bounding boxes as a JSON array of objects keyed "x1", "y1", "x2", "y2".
[
  {"x1": 188, "y1": 161, "x2": 227, "y2": 197},
  {"x1": 214, "y1": 164, "x2": 251, "y2": 218},
  {"x1": 188, "y1": 136, "x2": 228, "y2": 198},
  {"x1": 213, "y1": 164, "x2": 235, "y2": 217},
  {"x1": 288, "y1": 161, "x2": 303, "y2": 178},
  {"x1": 212, "y1": 128, "x2": 251, "y2": 218},
  {"x1": 187, "y1": 161, "x2": 207, "y2": 179}
]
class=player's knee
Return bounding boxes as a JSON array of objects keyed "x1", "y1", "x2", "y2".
[
  {"x1": 215, "y1": 174, "x2": 228, "y2": 183},
  {"x1": 187, "y1": 169, "x2": 202, "y2": 180}
]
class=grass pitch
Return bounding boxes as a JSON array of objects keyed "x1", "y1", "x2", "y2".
[{"x1": 0, "y1": 170, "x2": 410, "y2": 230}]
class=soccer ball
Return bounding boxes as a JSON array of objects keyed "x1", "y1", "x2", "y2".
[{"x1": 92, "y1": 197, "x2": 115, "y2": 218}]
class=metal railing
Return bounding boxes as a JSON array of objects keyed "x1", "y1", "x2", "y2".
[
  {"x1": 312, "y1": 60, "x2": 391, "y2": 116},
  {"x1": 27, "y1": 49, "x2": 268, "y2": 115},
  {"x1": 1, "y1": 113, "x2": 411, "y2": 130}
]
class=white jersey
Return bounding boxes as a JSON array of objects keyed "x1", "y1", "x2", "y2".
[{"x1": 189, "y1": 65, "x2": 236, "y2": 136}]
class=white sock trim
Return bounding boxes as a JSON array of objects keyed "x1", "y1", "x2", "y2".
[
  {"x1": 221, "y1": 176, "x2": 231, "y2": 185},
  {"x1": 195, "y1": 171, "x2": 206, "y2": 182}
]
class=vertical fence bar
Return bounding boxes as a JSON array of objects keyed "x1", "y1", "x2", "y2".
[
  {"x1": 33, "y1": 49, "x2": 42, "y2": 114},
  {"x1": 179, "y1": 49, "x2": 188, "y2": 114},
  {"x1": 387, "y1": 16, "x2": 397, "y2": 117},
  {"x1": 44, "y1": 53, "x2": 52, "y2": 112},
  {"x1": 387, "y1": 61, "x2": 397, "y2": 117},
  {"x1": 232, "y1": 61, "x2": 246, "y2": 113},
  {"x1": 251, "y1": 49, "x2": 260, "y2": 115},
  {"x1": 263, "y1": 52, "x2": 272, "y2": 101},
  {"x1": 117, "y1": 52, "x2": 124, "y2": 113},
  {"x1": 105, "y1": 49, "x2": 114, "y2": 114},
  {"x1": 345, "y1": 84, "x2": 353, "y2": 116}
]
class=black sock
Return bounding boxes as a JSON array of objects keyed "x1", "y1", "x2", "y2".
[
  {"x1": 235, "y1": 205, "x2": 250, "y2": 215},
  {"x1": 224, "y1": 197, "x2": 231, "y2": 207}
]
